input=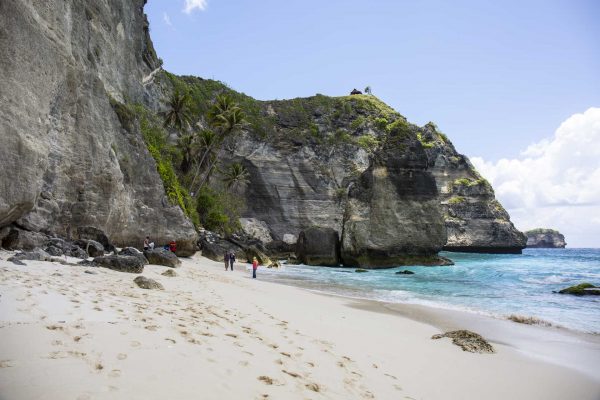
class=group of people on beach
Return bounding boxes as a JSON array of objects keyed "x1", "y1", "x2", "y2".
[
  {"x1": 144, "y1": 236, "x2": 177, "y2": 253},
  {"x1": 224, "y1": 251, "x2": 259, "y2": 278}
]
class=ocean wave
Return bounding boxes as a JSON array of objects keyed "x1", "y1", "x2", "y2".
[{"x1": 520, "y1": 275, "x2": 571, "y2": 285}]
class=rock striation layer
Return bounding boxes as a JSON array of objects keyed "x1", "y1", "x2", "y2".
[{"x1": 525, "y1": 229, "x2": 566, "y2": 248}]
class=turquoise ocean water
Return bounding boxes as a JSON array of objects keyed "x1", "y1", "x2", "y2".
[{"x1": 260, "y1": 249, "x2": 600, "y2": 333}]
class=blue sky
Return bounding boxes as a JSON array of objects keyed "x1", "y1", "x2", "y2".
[
  {"x1": 146, "y1": 0, "x2": 599, "y2": 161},
  {"x1": 146, "y1": 0, "x2": 600, "y2": 246}
]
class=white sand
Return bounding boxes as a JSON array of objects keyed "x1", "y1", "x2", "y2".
[{"x1": 0, "y1": 250, "x2": 598, "y2": 400}]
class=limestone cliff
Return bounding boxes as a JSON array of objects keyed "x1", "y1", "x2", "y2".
[
  {"x1": 525, "y1": 229, "x2": 566, "y2": 248},
  {"x1": 0, "y1": 0, "x2": 525, "y2": 264},
  {"x1": 0, "y1": 0, "x2": 197, "y2": 254},
  {"x1": 419, "y1": 123, "x2": 527, "y2": 253}
]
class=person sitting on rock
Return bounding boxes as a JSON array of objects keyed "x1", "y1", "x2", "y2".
[
  {"x1": 143, "y1": 236, "x2": 150, "y2": 251},
  {"x1": 169, "y1": 240, "x2": 177, "y2": 253}
]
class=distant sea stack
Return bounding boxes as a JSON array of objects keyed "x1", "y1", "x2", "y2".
[{"x1": 525, "y1": 229, "x2": 566, "y2": 248}]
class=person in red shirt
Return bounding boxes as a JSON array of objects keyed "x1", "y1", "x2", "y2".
[
  {"x1": 169, "y1": 240, "x2": 177, "y2": 253},
  {"x1": 252, "y1": 257, "x2": 258, "y2": 279}
]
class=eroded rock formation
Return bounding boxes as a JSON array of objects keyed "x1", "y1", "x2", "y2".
[{"x1": 526, "y1": 229, "x2": 566, "y2": 248}]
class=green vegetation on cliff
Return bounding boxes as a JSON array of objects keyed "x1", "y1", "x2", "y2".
[
  {"x1": 109, "y1": 98, "x2": 199, "y2": 227},
  {"x1": 526, "y1": 228, "x2": 561, "y2": 235}
]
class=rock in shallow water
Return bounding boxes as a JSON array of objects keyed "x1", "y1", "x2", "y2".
[
  {"x1": 133, "y1": 276, "x2": 164, "y2": 290},
  {"x1": 395, "y1": 270, "x2": 415, "y2": 275},
  {"x1": 431, "y1": 330, "x2": 495, "y2": 353},
  {"x1": 557, "y1": 283, "x2": 600, "y2": 296}
]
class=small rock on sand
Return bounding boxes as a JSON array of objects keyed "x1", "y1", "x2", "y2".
[
  {"x1": 431, "y1": 330, "x2": 495, "y2": 353},
  {"x1": 161, "y1": 269, "x2": 177, "y2": 277},
  {"x1": 133, "y1": 276, "x2": 164, "y2": 290}
]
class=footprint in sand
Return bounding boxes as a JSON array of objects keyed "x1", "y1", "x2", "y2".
[
  {"x1": 130, "y1": 341, "x2": 141, "y2": 348},
  {"x1": 108, "y1": 369, "x2": 121, "y2": 378},
  {"x1": 117, "y1": 353, "x2": 127, "y2": 360}
]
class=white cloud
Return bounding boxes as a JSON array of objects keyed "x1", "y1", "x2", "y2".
[
  {"x1": 471, "y1": 107, "x2": 600, "y2": 247},
  {"x1": 183, "y1": 0, "x2": 208, "y2": 14},
  {"x1": 163, "y1": 12, "x2": 172, "y2": 26}
]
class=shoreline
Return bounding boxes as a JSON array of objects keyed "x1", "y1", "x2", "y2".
[
  {"x1": 258, "y1": 266, "x2": 600, "y2": 382},
  {"x1": 1, "y1": 251, "x2": 599, "y2": 399}
]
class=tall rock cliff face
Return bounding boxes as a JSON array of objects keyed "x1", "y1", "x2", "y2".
[
  {"x1": 0, "y1": 0, "x2": 197, "y2": 254},
  {"x1": 1, "y1": 0, "x2": 525, "y2": 263}
]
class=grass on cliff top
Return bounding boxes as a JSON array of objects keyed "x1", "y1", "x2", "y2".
[{"x1": 525, "y1": 228, "x2": 561, "y2": 235}]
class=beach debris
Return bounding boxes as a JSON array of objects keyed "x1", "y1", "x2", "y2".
[
  {"x1": 93, "y1": 255, "x2": 145, "y2": 273},
  {"x1": 143, "y1": 248, "x2": 181, "y2": 268},
  {"x1": 507, "y1": 315, "x2": 552, "y2": 326},
  {"x1": 305, "y1": 383, "x2": 321, "y2": 392},
  {"x1": 431, "y1": 330, "x2": 495, "y2": 353},
  {"x1": 133, "y1": 276, "x2": 164, "y2": 290},
  {"x1": 161, "y1": 269, "x2": 177, "y2": 277},
  {"x1": 556, "y1": 283, "x2": 600, "y2": 296},
  {"x1": 258, "y1": 375, "x2": 275, "y2": 385},
  {"x1": 84, "y1": 270, "x2": 98, "y2": 275},
  {"x1": 395, "y1": 270, "x2": 415, "y2": 275}
]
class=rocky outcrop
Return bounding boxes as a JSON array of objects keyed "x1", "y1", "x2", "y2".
[
  {"x1": 557, "y1": 283, "x2": 599, "y2": 296},
  {"x1": 419, "y1": 123, "x2": 527, "y2": 254},
  {"x1": 0, "y1": 0, "x2": 197, "y2": 254},
  {"x1": 340, "y1": 121, "x2": 447, "y2": 267},
  {"x1": 296, "y1": 227, "x2": 340, "y2": 266},
  {"x1": 431, "y1": 330, "x2": 495, "y2": 353},
  {"x1": 133, "y1": 276, "x2": 164, "y2": 290},
  {"x1": 93, "y1": 255, "x2": 145, "y2": 273},
  {"x1": 525, "y1": 229, "x2": 566, "y2": 248},
  {"x1": 143, "y1": 248, "x2": 181, "y2": 268},
  {"x1": 118, "y1": 247, "x2": 149, "y2": 265}
]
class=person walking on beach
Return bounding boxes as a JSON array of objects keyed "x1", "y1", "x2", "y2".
[
  {"x1": 229, "y1": 251, "x2": 235, "y2": 271},
  {"x1": 252, "y1": 256, "x2": 259, "y2": 279},
  {"x1": 224, "y1": 251, "x2": 230, "y2": 271},
  {"x1": 143, "y1": 236, "x2": 150, "y2": 251}
]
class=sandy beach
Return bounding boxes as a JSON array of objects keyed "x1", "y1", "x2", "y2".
[{"x1": 0, "y1": 250, "x2": 598, "y2": 400}]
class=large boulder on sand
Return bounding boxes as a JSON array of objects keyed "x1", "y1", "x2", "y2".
[
  {"x1": 133, "y1": 276, "x2": 164, "y2": 290},
  {"x1": 74, "y1": 239, "x2": 105, "y2": 257},
  {"x1": 244, "y1": 246, "x2": 272, "y2": 266},
  {"x1": 76, "y1": 226, "x2": 115, "y2": 253},
  {"x1": 93, "y1": 255, "x2": 145, "y2": 273},
  {"x1": 8, "y1": 248, "x2": 52, "y2": 264},
  {"x1": 296, "y1": 227, "x2": 340, "y2": 266},
  {"x1": 143, "y1": 248, "x2": 181, "y2": 268},
  {"x1": 2, "y1": 227, "x2": 48, "y2": 251},
  {"x1": 118, "y1": 247, "x2": 148, "y2": 265}
]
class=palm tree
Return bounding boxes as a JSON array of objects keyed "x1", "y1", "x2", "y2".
[
  {"x1": 163, "y1": 90, "x2": 192, "y2": 131},
  {"x1": 222, "y1": 162, "x2": 250, "y2": 190},
  {"x1": 190, "y1": 95, "x2": 247, "y2": 192},
  {"x1": 178, "y1": 134, "x2": 195, "y2": 173}
]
